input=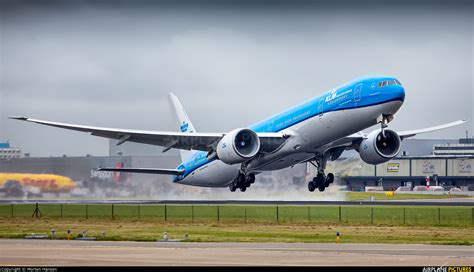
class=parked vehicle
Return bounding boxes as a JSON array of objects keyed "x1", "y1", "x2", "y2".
[{"x1": 0, "y1": 173, "x2": 76, "y2": 197}]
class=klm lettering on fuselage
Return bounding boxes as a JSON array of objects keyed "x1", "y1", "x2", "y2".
[
  {"x1": 325, "y1": 90, "x2": 338, "y2": 102},
  {"x1": 325, "y1": 89, "x2": 352, "y2": 104}
]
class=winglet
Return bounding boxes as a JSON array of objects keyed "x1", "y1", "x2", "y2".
[{"x1": 8, "y1": 116, "x2": 28, "y2": 121}]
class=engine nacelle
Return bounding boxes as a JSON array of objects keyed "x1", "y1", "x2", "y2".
[
  {"x1": 216, "y1": 128, "x2": 260, "y2": 165},
  {"x1": 358, "y1": 129, "x2": 401, "y2": 165}
]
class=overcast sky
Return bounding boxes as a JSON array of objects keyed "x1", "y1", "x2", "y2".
[{"x1": 1, "y1": 1, "x2": 473, "y2": 157}]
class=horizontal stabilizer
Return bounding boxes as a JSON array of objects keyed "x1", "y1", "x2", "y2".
[{"x1": 96, "y1": 167, "x2": 184, "y2": 175}]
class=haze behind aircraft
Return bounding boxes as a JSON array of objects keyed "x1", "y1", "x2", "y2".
[{"x1": 10, "y1": 75, "x2": 466, "y2": 192}]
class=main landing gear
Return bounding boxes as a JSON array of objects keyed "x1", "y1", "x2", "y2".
[
  {"x1": 229, "y1": 173, "x2": 255, "y2": 192},
  {"x1": 308, "y1": 172, "x2": 334, "y2": 192},
  {"x1": 307, "y1": 156, "x2": 334, "y2": 192}
]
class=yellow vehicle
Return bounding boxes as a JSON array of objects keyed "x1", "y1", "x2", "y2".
[
  {"x1": 384, "y1": 191, "x2": 395, "y2": 197},
  {"x1": 0, "y1": 173, "x2": 76, "y2": 196}
]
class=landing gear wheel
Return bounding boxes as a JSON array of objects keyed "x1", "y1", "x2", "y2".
[
  {"x1": 326, "y1": 173, "x2": 334, "y2": 184},
  {"x1": 239, "y1": 186, "x2": 247, "y2": 192},
  {"x1": 229, "y1": 182, "x2": 236, "y2": 192},
  {"x1": 238, "y1": 174, "x2": 246, "y2": 184},
  {"x1": 318, "y1": 185, "x2": 325, "y2": 192},
  {"x1": 313, "y1": 173, "x2": 325, "y2": 187},
  {"x1": 247, "y1": 173, "x2": 255, "y2": 184},
  {"x1": 245, "y1": 174, "x2": 254, "y2": 188},
  {"x1": 308, "y1": 181, "x2": 316, "y2": 192}
]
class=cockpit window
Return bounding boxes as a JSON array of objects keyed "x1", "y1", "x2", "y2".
[{"x1": 378, "y1": 79, "x2": 402, "y2": 87}]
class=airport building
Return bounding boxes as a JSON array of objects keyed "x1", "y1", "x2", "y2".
[
  {"x1": 0, "y1": 142, "x2": 22, "y2": 159},
  {"x1": 324, "y1": 156, "x2": 473, "y2": 191}
]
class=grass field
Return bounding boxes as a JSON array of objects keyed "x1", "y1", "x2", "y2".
[
  {"x1": 0, "y1": 204, "x2": 472, "y2": 244},
  {"x1": 346, "y1": 192, "x2": 473, "y2": 201},
  {"x1": 0, "y1": 217, "x2": 472, "y2": 245},
  {"x1": 0, "y1": 203, "x2": 472, "y2": 227}
]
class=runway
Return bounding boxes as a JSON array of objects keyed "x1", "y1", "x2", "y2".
[{"x1": 0, "y1": 239, "x2": 473, "y2": 266}]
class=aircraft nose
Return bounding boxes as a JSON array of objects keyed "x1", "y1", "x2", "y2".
[
  {"x1": 387, "y1": 82, "x2": 405, "y2": 102},
  {"x1": 396, "y1": 85, "x2": 405, "y2": 102}
]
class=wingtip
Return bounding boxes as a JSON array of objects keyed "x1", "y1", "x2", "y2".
[{"x1": 8, "y1": 116, "x2": 28, "y2": 121}]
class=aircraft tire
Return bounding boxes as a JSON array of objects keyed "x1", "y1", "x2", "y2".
[
  {"x1": 248, "y1": 173, "x2": 255, "y2": 184},
  {"x1": 313, "y1": 173, "x2": 325, "y2": 187},
  {"x1": 327, "y1": 173, "x2": 334, "y2": 184}
]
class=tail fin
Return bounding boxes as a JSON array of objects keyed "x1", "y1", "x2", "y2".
[{"x1": 168, "y1": 92, "x2": 198, "y2": 162}]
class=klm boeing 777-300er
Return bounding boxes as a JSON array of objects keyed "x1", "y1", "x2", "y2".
[{"x1": 10, "y1": 75, "x2": 466, "y2": 192}]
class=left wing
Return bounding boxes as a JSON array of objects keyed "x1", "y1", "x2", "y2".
[{"x1": 9, "y1": 116, "x2": 284, "y2": 152}]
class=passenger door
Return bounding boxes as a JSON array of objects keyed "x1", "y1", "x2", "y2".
[
  {"x1": 318, "y1": 99, "x2": 324, "y2": 118},
  {"x1": 354, "y1": 83, "x2": 362, "y2": 107}
]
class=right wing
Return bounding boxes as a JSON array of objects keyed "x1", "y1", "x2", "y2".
[
  {"x1": 96, "y1": 167, "x2": 184, "y2": 175},
  {"x1": 9, "y1": 116, "x2": 285, "y2": 152}
]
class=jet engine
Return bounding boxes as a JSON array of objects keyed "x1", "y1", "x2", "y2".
[
  {"x1": 358, "y1": 129, "x2": 401, "y2": 165},
  {"x1": 216, "y1": 128, "x2": 260, "y2": 165}
]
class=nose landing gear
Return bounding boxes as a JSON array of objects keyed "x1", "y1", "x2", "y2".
[{"x1": 379, "y1": 114, "x2": 393, "y2": 139}]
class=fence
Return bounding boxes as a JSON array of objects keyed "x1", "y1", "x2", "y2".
[{"x1": 0, "y1": 203, "x2": 472, "y2": 227}]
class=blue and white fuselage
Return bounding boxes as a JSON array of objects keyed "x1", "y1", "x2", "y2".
[{"x1": 174, "y1": 75, "x2": 405, "y2": 187}]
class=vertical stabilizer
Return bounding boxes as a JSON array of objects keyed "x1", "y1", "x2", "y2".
[{"x1": 168, "y1": 93, "x2": 198, "y2": 162}]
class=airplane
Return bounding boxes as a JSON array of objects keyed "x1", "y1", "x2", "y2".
[{"x1": 10, "y1": 75, "x2": 466, "y2": 192}]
